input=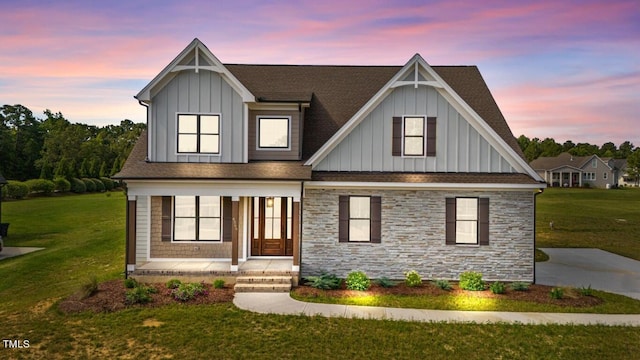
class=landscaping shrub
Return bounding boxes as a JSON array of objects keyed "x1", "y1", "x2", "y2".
[
  {"x1": 70, "y1": 178, "x2": 86, "y2": 193},
  {"x1": 404, "y1": 270, "x2": 422, "y2": 287},
  {"x1": 213, "y1": 279, "x2": 225, "y2": 289},
  {"x1": 171, "y1": 282, "x2": 208, "y2": 302},
  {"x1": 375, "y1": 277, "x2": 395, "y2": 288},
  {"x1": 305, "y1": 273, "x2": 342, "y2": 290},
  {"x1": 459, "y1": 271, "x2": 485, "y2": 291},
  {"x1": 489, "y1": 282, "x2": 506, "y2": 294},
  {"x1": 579, "y1": 285, "x2": 594, "y2": 296},
  {"x1": 345, "y1": 270, "x2": 371, "y2": 291},
  {"x1": 509, "y1": 282, "x2": 530, "y2": 291},
  {"x1": 25, "y1": 179, "x2": 55, "y2": 195},
  {"x1": 82, "y1": 178, "x2": 97, "y2": 192},
  {"x1": 125, "y1": 285, "x2": 155, "y2": 304},
  {"x1": 432, "y1": 279, "x2": 452, "y2": 291},
  {"x1": 165, "y1": 279, "x2": 182, "y2": 289},
  {"x1": 100, "y1": 177, "x2": 115, "y2": 191},
  {"x1": 80, "y1": 276, "x2": 99, "y2": 299},
  {"x1": 124, "y1": 278, "x2": 138, "y2": 289},
  {"x1": 92, "y1": 178, "x2": 105, "y2": 192},
  {"x1": 550, "y1": 287, "x2": 564, "y2": 299},
  {"x1": 53, "y1": 177, "x2": 71, "y2": 192},
  {"x1": 5, "y1": 181, "x2": 30, "y2": 199}
]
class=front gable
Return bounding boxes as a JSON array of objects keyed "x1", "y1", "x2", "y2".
[{"x1": 307, "y1": 55, "x2": 542, "y2": 180}]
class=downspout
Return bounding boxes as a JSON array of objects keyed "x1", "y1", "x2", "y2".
[{"x1": 533, "y1": 187, "x2": 544, "y2": 284}]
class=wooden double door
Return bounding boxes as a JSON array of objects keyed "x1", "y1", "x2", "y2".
[{"x1": 251, "y1": 197, "x2": 293, "y2": 256}]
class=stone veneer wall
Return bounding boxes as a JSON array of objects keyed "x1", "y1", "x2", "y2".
[
  {"x1": 149, "y1": 196, "x2": 239, "y2": 259},
  {"x1": 301, "y1": 188, "x2": 535, "y2": 282}
]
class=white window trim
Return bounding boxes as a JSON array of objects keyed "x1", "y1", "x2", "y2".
[
  {"x1": 256, "y1": 116, "x2": 291, "y2": 151},
  {"x1": 348, "y1": 196, "x2": 371, "y2": 242},
  {"x1": 401, "y1": 115, "x2": 426, "y2": 158},
  {"x1": 172, "y1": 196, "x2": 223, "y2": 243},
  {"x1": 455, "y1": 197, "x2": 479, "y2": 245},
  {"x1": 175, "y1": 112, "x2": 222, "y2": 156}
]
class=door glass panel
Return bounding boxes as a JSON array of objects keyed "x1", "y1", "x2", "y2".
[
  {"x1": 265, "y1": 218, "x2": 273, "y2": 238},
  {"x1": 253, "y1": 197, "x2": 259, "y2": 238},
  {"x1": 287, "y1": 197, "x2": 292, "y2": 239}
]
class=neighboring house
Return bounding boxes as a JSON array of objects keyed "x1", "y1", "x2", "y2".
[
  {"x1": 114, "y1": 38, "x2": 545, "y2": 283},
  {"x1": 606, "y1": 158, "x2": 636, "y2": 187},
  {"x1": 530, "y1": 152, "x2": 621, "y2": 188}
]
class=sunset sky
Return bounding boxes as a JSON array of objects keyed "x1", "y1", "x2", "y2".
[{"x1": 1, "y1": 0, "x2": 638, "y2": 146}]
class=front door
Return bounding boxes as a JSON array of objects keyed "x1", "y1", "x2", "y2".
[{"x1": 251, "y1": 197, "x2": 293, "y2": 256}]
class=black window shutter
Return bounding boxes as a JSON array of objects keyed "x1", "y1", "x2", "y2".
[
  {"x1": 338, "y1": 196, "x2": 349, "y2": 242},
  {"x1": 392, "y1": 116, "x2": 402, "y2": 156},
  {"x1": 426, "y1": 117, "x2": 437, "y2": 157},
  {"x1": 222, "y1": 197, "x2": 232, "y2": 242},
  {"x1": 445, "y1": 198, "x2": 456, "y2": 245},
  {"x1": 370, "y1": 196, "x2": 381, "y2": 243},
  {"x1": 479, "y1": 198, "x2": 490, "y2": 245},
  {"x1": 161, "y1": 196, "x2": 172, "y2": 242}
]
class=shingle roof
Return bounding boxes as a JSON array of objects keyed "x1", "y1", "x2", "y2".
[
  {"x1": 226, "y1": 64, "x2": 524, "y2": 160},
  {"x1": 113, "y1": 131, "x2": 312, "y2": 180},
  {"x1": 529, "y1": 152, "x2": 590, "y2": 171}
]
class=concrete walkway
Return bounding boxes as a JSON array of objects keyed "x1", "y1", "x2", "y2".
[
  {"x1": 234, "y1": 293, "x2": 640, "y2": 326},
  {"x1": 536, "y1": 248, "x2": 640, "y2": 300},
  {"x1": 0, "y1": 246, "x2": 44, "y2": 261}
]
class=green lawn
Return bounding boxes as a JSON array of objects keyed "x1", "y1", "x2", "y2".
[
  {"x1": 536, "y1": 187, "x2": 640, "y2": 260},
  {"x1": 0, "y1": 191, "x2": 639, "y2": 359}
]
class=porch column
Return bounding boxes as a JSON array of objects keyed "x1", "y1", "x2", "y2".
[
  {"x1": 569, "y1": 171, "x2": 573, "y2": 187},
  {"x1": 126, "y1": 195, "x2": 137, "y2": 274},
  {"x1": 292, "y1": 198, "x2": 300, "y2": 272},
  {"x1": 231, "y1": 196, "x2": 240, "y2": 272}
]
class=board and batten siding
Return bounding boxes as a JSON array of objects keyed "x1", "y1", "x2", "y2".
[
  {"x1": 315, "y1": 86, "x2": 515, "y2": 173},
  {"x1": 135, "y1": 196, "x2": 149, "y2": 264},
  {"x1": 149, "y1": 70, "x2": 245, "y2": 163}
]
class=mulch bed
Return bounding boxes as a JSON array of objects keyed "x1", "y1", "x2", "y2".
[
  {"x1": 58, "y1": 280, "x2": 235, "y2": 314},
  {"x1": 292, "y1": 282, "x2": 604, "y2": 308}
]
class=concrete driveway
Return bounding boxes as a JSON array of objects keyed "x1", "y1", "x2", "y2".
[
  {"x1": 536, "y1": 248, "x2": 640, "y2": 300},
  {"x1": 0, "y1": 247, "x2": 44, "y2": 260}
]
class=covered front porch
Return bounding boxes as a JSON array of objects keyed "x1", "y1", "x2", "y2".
[{"x1": 543, "y1": 166, "x2": 583, "y2": 187}]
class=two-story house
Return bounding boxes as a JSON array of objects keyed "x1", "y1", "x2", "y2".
[{"x1": 114, "y1": 38, "x2": 545, "y2": 284}]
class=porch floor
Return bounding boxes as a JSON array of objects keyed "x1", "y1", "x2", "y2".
[{"x1": 132, "y1": 259, "x2": 295, "y2": 279}]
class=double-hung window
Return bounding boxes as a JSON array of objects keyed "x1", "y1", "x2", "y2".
[
  {"x1": 403, "y1": 116, "x2": 425, "y2": 156},
  {"x1": 349, "y1": 197, "x2": 371, "y2": 242},
  {"x1": 455, "y1": 198, "x2": 478, "y2": 244},
  {"x1": 446, "y1": 197, "x2": 489, "y2": 246},
  {"x1": 174, "y1": 196, "x2": 221, "y2": 241},
  {"x1": 257, "y1": 117, "x2": 290, "y2": 149},
  {"x1": 177, "y1": 114, "x2": 220, "y2": 153},
  {"x1": 339, "y1": 196, "x2": 381, "y2": 243}
]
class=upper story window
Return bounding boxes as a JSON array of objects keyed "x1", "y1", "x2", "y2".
[
  {"x1": 177, "y1": 114, "x2": 220, "y2": 154},
  {"x1": 592, "y1": 158, "x2": 597, "y2": 168},
  {"x1": 403, "y1": 116, "x2": 425, "y2": 156},
  {"x1": 258, "y1": 117, "x2": 290, "y2": 149}
]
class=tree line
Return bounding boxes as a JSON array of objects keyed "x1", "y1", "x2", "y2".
[
  {"x1": 0, "y1": 104, "x2": 145, "y2": 181},
  {"x1": 517, "y1": 135, "x2": 637, "y2": 162}
]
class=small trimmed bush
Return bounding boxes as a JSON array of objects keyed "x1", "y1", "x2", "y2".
[
  {"x1": 489, "y1": 282, "x2": 506, "y2": 294},
  {"x1": 5, "y1": 181, "x2": 30, "y2": 199},
  {"x1": 432, "y1": 279, "x2": 452, "y2": 291},
  {"x1": 125, "y1": 285, "x2": 155, "y2": 304},
  {"x1": 305, "y1": 273, "x2": 342, "y2": 290},
  {"x1": 166, "y1": 279, "x2": 182, "y2": 289},
  {"x1": 100, "y1": 177, "x2": 115, "y2": 191},
  {"x1": 459, "y1": 271, "x2": 485, "y2": 291},
  {"x1": 345, "y1": 270, "x2": 371, "y2": 291},
  {"x1": 53, "y1": 177, "x2": 71, "y2": 192},
  {"x1": 550, "y1": 287, "x2": 564, "y2": 299},
  {"x1": 25, "y1": 179, "x2": 55, "y2": 195},
  {"x1": 82, "y1": 178, "x2": 96, "y2": 192},
  {"x1": 213, "y1": 279, "x2": 225, "y2": 289},
  {"x1": 124, "y1": 278, "x2": 138, "y2": 289},
  {"x1": 404, "y1": 270, "x2": 422, "y2": 287},
  {"x1": 92, "y1": 178, "x2": 105, "y2": 192},
  {"x1": 375, "y1": 277, "x2": 395, "y2": 288},
  {"x1": 70, "y1": 178, "x2": 86, "y2": 193},
  {"x1": 509, "y1": 282, "x2": 530, "y2": 291},
  {"x1": 171, "y1": 282, "x2": 208, "y2": 302}
]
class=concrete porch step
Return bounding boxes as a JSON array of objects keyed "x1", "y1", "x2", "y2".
[{"x1": 234, "y1": 275, "x2": 292, "y2": 292}]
